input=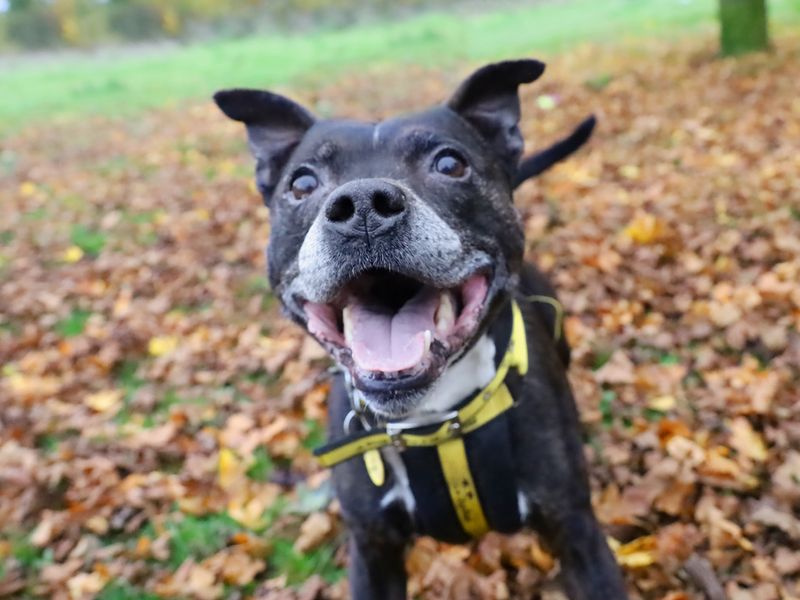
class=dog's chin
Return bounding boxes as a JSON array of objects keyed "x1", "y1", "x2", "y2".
[
  {"x1": 354, "y1": 382, "x2": 431, "y2": 419},
  {"x1": 294, "y1": 267, "x2": 496, "y2": 418}
]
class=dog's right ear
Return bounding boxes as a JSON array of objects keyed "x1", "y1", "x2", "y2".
[
  {"x1": 214, "y1": 89, "x2": 315, "y2": 203},
  {"x1": 447, "y1": 60, "x2": 545, "y2": 179}
]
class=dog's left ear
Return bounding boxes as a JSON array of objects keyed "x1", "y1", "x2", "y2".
[
  {"x1": 447, "y1": 59, "x2": 545, "y2": 176},
  {"x1": 214, "y1": 88, "x2": 316, "y2": 203}
]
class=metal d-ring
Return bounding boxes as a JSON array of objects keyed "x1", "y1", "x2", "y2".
[{"x1": 343, "y1": 410, "x2": 358, "y2": 434}]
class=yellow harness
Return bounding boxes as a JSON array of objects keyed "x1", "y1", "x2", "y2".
[{"x1": 315, "y1": 301, "x2": 532, "y2": 538}]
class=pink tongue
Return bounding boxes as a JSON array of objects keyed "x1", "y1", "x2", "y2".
[{"x1": 348, "y1": 287, "x2": 438, "y2": 372}]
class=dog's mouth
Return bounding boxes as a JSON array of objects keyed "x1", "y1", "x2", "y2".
[{"x1": 302, "y1": 269, "x2": 490, "y2": 390}]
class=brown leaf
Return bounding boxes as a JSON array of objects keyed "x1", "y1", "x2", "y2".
[{"x1": 294, "y1": 512, "x2": 334, "y2": 553}]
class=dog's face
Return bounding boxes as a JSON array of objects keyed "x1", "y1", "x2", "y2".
[{"x1": 215, "y1": 60, "x2": 544, "y2": 417}]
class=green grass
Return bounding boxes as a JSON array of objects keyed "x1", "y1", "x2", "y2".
[
  {"x1": 97, "y1": 582, "x2": 165, "y2": 600},
  {"x1": 2, "y1": 0, "x2": 799, "y2": 132},
  {"x1": 70, "y1": 224, "x2": 107, "y2": 257},
  {"x1": 269, "y1": 539, "x2": 344, "y2": 585},
  {"x1": 165, "y1": 513, "x2": 242, "y2": 568},
  {"x1": 55, "y1": 307, "x2": 92, "y2": 337}
]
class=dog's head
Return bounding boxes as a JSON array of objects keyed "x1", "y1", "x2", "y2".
[{"x1": 215, "y1": 60, "x2": 545, "y2": 417}]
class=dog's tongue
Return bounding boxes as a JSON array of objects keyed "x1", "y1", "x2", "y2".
[{"x1": 345, "y1": 287, "x2": 438, "y2": 373}]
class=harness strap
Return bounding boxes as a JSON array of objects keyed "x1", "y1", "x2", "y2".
[{"x1": 438, "y1": 435, "x2": 490, "y2": 537}]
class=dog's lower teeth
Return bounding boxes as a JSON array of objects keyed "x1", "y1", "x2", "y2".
[
  {"x1": 342, "y1": 305, "x2": 354, "y2": 343},
  {"x1": 435, "y1": 291, "x2": 456, "y2": 334}
]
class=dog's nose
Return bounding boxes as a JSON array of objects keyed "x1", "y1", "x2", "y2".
[{"x1": 323, "y1": 179, "x2": 407, "y2": 239}]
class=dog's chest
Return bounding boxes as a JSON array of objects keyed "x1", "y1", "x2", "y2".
[{"x1": 379, "y1": 334, "x2": 525, "y2": 543}]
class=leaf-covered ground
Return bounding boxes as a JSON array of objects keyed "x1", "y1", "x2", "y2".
[{"x1": 1, "y1": 34, "x2": 799, "y2": 600}]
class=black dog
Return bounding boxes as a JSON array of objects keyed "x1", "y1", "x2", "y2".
[{"x1": 214, "y1": 59, "x2": 628, "y2": 599}]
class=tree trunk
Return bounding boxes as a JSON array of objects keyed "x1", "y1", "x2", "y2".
[{"x1": 719, "y1": 0, "x2": 769, "y2": 56}]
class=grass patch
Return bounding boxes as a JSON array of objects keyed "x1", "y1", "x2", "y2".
[
  {"x1": 246, "y1": 446, "x2": 274, "y2": 482},
  {"x1": 7, "y1": 536, "x2": 54, "y2": 573},
  {"x1": 301, "y1": 419, "x2": 326, "y2": 451},
  {"x1": 97, "y1": 582, "x2": 165, "y2": 600},
  {"x1": 269, "y1": 539, "x2": 344, "y2": 585},
  {"x1": 70, "y1": 224, "x2": 107, "y2": 257},
  {"x1": 55, "y1": 308, "x2": 92, "y2": 337},
  {"x1": 599, "y1": 389, "x2": 616, "y2": 428},
  {"x1": 165, "y1": 513, "x2": 242, "y2": 568},
  {"x1": 2, "y1": 0, "x2": 799, "y2": 131},
  {"x1": 23, "y1": 207, "x2": 47, "y2": 221}
]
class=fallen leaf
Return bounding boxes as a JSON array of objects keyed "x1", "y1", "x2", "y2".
[
  {"x1": 84, "y1": 389, "x2": 123, "y2": 413},
  {"x1": 728, "y1": 417, "x2": 768, "y2": 462},
  {"x1": 148, "y1": 335, "x2": 179, "y2": 356},
  {"x1": 609, "y1": 535, "x2": 657, "y2": 569},
  {"x1": 294, "y1": 511, "x2": 334, "y2": 553}
]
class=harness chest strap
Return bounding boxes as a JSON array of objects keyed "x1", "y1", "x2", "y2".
[{"x1": 314, "y1": 300, "x2": 531, "y2": 538}]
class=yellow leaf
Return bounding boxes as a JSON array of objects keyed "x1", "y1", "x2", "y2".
[
  {"x1": 148, "y1": 335, "x2": 178, "y2": 357},
  {"x1": 648, "y1": 395, "x2": 676, "y2": 412},
  {"x1": 218, "y1": 159, "x2": 236, "y2": 176},
  {"x1": 619, "y1": 164, "x2": 640, "y2": 180},
  {"x1": 61, "y1": 246, "x2": 84, "y2": 263},
  {"x1": 617, "y1": 550, "x2": 657, "y2": 568},
  {"x1": 218, "y1": 447, "x2": 243, "y2": 490},
  {"x1": 19, "y1": 181, "x2": 37, "y2": 197},
  {"x1": 84, "y1": 389, "x2": 123, "y2": 414},
  {"x1": 153, "y1": 210, "x2": 168, "y2": 225},
  {"x1": 536, "y1": 94, "x2": 557, "y2": 110},
  {"x1": 611, "y1": 535, "x2": 657, "y2": 569},
  {"x1": 5, "y1": 373, "x2": 61, "y2": 398},
  {"x1": 193, "y1": 208, "x2": 210, "y2": 221},
  {"x1": 623, "y1": 212, "x2": 667, "y2": 244}
]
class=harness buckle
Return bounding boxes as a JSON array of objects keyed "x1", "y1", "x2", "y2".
[
  {"x1": 389, "y1": 430, "x2": 406, "y2": 450},
  {"x1": 447, "y1": 415, "x2": 462, "y2": 437}
]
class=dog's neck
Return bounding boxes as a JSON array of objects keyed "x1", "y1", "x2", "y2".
[{"x1": 410, "y1": 334, "x2": 497, "y2": 415}]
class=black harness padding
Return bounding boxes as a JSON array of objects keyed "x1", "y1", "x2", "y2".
[{"x1": 398, "y1": 301, "x2": 523, "y2": 542}]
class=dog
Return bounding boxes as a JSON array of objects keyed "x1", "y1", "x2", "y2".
[{"x1": 214, "y1": 59, "x2": 628, "y2": 599}]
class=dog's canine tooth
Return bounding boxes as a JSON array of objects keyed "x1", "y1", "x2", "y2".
[
  {"x1": 343, "y1": 305, "x2": 354, "y2": 343},
  {"x1": 435, "y1": 291, "x2": 456, "y2": 335},
  {"x1": 423, "y1": 329, "x2": 433, "y2": 352}
]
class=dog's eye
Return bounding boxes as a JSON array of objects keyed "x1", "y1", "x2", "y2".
[
  {"x1": 290, "y1": 170, "x2": 319, "y2": 200},
  {"x1": 434, "y1": 151, "x2": 468, "y2": 178}
]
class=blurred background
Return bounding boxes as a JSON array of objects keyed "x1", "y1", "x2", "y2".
[{"x1": 1, "y1": 1, "x2": 799, "y2": 599}]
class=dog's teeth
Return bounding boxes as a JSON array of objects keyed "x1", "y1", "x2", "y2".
[
  {"x1": 343, "y1": 306, "x2": 354, "y2": 343},
  {"x1": 435, "y1": 292, "x2": 456, "y2": 334},
  {"x1": 423, "y1": 329, "x2": 433, "y2": 352}
]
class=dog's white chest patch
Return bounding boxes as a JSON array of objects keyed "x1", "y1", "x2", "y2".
[
  {"x1": 379, "y1": 447, "x2": 415, "y2": 514},
  {"x1": 413, "y1": 334, "x2": 497, "y2": 415}
]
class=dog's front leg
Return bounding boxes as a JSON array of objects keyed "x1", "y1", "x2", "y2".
[
  {"x1": 348, "y1": 531, "x2": 407, "y2": 600},
  {"x1": 540, "y1": 508, "x2": 628, "y2": 600}
]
